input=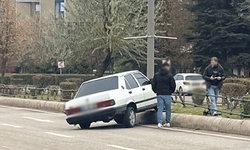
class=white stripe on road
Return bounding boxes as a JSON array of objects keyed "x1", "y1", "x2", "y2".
[
  {"x1": 143, "y1": 125, "x2": 250, "y2": 141},
  {"x1": 45, "y1": 132, "x2": 73, "y2": 138},
  {"x1": 107, "y1": 145, "x2": 135, "y2": 150},
  {"x1": 0, "y1": 123, "x2": 22, "y2": 128},
  {"x1": 23, "y1": 117, "x2": 54, "y2": 123}
]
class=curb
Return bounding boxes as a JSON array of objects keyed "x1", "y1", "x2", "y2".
[
  {"x1": 136, "y1": 111, "x2": 250, "y2": 136},
  {"x1": 0, "y1": 97, "x2": 65, "y2": 113},
  {"x1": 1, "y1": 96, "x2": 250, "y2": 136}
]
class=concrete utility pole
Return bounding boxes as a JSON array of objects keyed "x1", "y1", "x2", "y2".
[
  {"x1": 147, "y1": 0, "x2": 155, "y2": 78},
  {"x1": 125, "y1": 0, "x2": 177, "y2": 78}
]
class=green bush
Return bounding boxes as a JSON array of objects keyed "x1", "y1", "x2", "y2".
[
  {"x1": 1, "y1": 76, "x2": 11, "y2": 84},
  {"x1": 192, "y1": 88, "x2": 206, "y2": 105},
  {"x1": 242, "y1": 95, "x2": 250, "y2": 116},
  {"x1": 11, "y1": 78, "x2": 23, "y2": 85},
  {"x1": 33, "y1": 75, "x2": 53, "y2": 88},
  {"x1": 60, "y1": 82, "x2": 77, "y2": 101},
  {"x1": 4, "y1": 74, "x2": 94, "y2": 86},
  {"x1": 12, "y1": 74, "x2": 34, "y2": 85},
  {"x1": 221, "y1": 83, "x2": 247, "y2": 109},
  {"x1": 65, "y1": 78, "x2": 83, "y2": 87},
  {"x1": 224, "y1": 78, "x2": 250, "y2": 93},
  {"x1": 55, "y1": 74, "x2": 94, "y2": 85}
]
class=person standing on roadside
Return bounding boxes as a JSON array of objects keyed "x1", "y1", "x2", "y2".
[
  {"x1": 152, "y1": 58, "x2": 176, "y2": 128},
  {"x1": 203, "y1": 57, "x2": 225, "y2": 116}
]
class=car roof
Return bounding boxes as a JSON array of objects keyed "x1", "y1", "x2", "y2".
[
  {"x1": 175, "y1": 73, "x2": 202, "y2": 76},
  {"x1": 83, "y1": 70, "x2": 141, "y2": 84}
]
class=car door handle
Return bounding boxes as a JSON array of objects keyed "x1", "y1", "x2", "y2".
[
  {"x1": 129, "y1": 91, "x2": 132, "y2": 94},
  {"x1": 142, "y1": 88, "x2": 145, "y2": 91}
]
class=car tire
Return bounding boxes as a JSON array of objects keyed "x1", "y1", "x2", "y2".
[
  {"x1": 114, "y1": 115, "x2": 124, "y2": 124},
  {"x1": 123, "y1": 107, "x2": 136, "y2": 128},
  {"x1": 79, "y1": 122, "x2": 91, "y2": 129}
]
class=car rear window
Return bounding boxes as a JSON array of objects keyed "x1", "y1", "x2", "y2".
[
  {"x1": 75, "y1": 76, "x2": 118, "y2": 98},
  {"x1": 185, "y1": 75, "x2": 203, "y2": 81}
]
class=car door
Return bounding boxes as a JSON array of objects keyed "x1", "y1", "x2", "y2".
[
  {"x1": 124, "y1": 74, "x2": 145, "y2": 110},
  {"x1": 132, "y1": 73, "x2": 156, "y2": 110}
]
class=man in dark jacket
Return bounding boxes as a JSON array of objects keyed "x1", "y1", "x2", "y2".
[
  {"x1": 152, "y1": 58, "x2": 176, "y2": 128},
  {"x1": 203, "y1": 57, "x2": 225, "y2": 116}
]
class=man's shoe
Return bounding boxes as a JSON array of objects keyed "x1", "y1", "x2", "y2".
[
  {"x1": 163, "y1": 123, "x2": 170, "y2": 127},
  {"x1": 158, "y1": 123, "x2": 163, "y2": 128},
  {"x1": 212, "y1": 112, "x2": 218, "y2": 116}
]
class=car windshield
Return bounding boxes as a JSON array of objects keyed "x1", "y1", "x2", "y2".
[
  {"x1": 75, "y1": 76, "x2": 118, "y2": 98},
  {"x1": 185, "y1": 75, "x2": 203, "y2": 81}
]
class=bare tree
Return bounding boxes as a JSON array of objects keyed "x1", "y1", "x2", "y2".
[
  {"x1": 0, "y1": 0, "x2": 29, "y2": 83},
  {"x1": 67, "y1": 0, "x2": 164, "y2": 77}
]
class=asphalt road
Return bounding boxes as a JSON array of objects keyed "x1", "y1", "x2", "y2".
[{"x1": 0, "y1": 105, "x2": 250, "y2": 150}]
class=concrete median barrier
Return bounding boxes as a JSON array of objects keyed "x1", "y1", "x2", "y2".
[
  {"x1": 0, "y1": 97, "x2": 65, "y2": 113},
  {"x1": 136, "y1": 110, "x2": 250, "y2": 136},
  {"x1": 0, "y1": 96, "x2": 250, "y2": 136}
]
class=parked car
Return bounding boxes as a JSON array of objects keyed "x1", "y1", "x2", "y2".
[
  {"x1": 173, "y1": 73, "x2": 206, "y2": 94},
  {"x1": 65, "y1": 70, "x2": 156, "y2": 129}
]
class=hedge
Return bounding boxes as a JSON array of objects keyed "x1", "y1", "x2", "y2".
[
  {"x1": 10, "y1": 74, "x2": 94, "y2": 85},
  {"x1": 33, "y1": 75, "x2": 53, "y2": 88},
  {"x1": 224, "y1": 78, "x2": 250, "y2": 93},
  {"x1": 221, "y1": 83, "x2": 247, "y2": 109},
  {"x1": 60, "y1": 82, "x2": 77, "y2": 101},
  {"x1": 1, "y1": 75, "x2": 11, "y2": 84},
  {"x1": 11, "y1": 78, "x2": 24, "y2": 85}
]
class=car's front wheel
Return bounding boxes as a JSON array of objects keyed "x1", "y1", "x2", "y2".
[
  {"x1": 79, "y1": 122, "x2": 91, "y2": 129},
  {"x1": 123, "y1": 107, "x2": 136, "y2": 128}
]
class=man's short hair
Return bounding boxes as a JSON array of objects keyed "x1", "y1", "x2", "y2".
[{"x1": 211, "y1": 57, "x2": 218, "y2": 62}]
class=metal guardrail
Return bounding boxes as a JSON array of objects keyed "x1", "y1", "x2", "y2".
[
  {"x1": 1, "y1": 85, "x2": 250, "y2": 118},
  {"x1": 173, "y1": 91, "x2": 250, "y2": 119},
  {"x1": 0, "y1": 85, "x2": 78, "y2": 102}
]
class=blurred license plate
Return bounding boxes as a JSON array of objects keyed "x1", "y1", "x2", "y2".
[{"x1": 192, "y1": 83, "x2": 200, "y2": 86}]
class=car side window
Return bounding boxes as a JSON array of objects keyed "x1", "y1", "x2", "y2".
[
  {"x1": 174, "y1": 75, "x2": 178, "y2": 80},
  {"x1": 177, "y1": 75, "x2": 184, "y2": 80},
  {"x1": 133, "y1": 73, "x2": 148, "y2": 86},
  {"x1": 124, "y1": 74, "x2": 139, "y2": 89},
  {"x1": 124, "y1": 79, "x2": 131, "y2": 89}
]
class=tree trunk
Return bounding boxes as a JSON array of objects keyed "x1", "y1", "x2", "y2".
[
  {"x1": 95, "y1": 49, "x2": 112, "y2": 77},
  {"x1": 1, "y1": 58, "x2": 7, "y2": 84}
]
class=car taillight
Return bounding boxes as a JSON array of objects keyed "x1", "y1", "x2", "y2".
[
  {"x1": 183, "y1": 82, "x2": 191, "y2": 85},
  {"x1": 97, "y1": 99, "x2": 115, "y2": 108},
  {"x1": 66, "y1": 107, "x2": 81, "y2": 116}
]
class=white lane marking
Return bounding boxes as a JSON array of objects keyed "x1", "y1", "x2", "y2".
[
  {"x1": 0, "y1": 123, "x2": 22, "y2": 128},
  {"x1": 0, "y1": 105, "x2": 62, "y2": 115},
  {"x1": 23, "y1": 116, "x2": 54, "y2": 123},
  {"x1": 143, "y1": 125, "x2": 250, "y2": 141},
  {"x1": 0, "y1": 145, "x2": 16, "y2": 150},
  {"x1": 107, "y1": 145, "x2": 135, "y2": 150},
  {"x1": 45, "y1": 132, "x2": 73, "y2": 138}
]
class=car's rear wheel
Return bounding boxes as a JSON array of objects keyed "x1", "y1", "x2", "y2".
[
  {"x1": 79, "y1": 122, "x2": 91, "y2": 129},
  {"x1": 123, "y1": 107, "x2": 136, "y2": 128},
  {"x1": 114, "y1": 115, "x2": 124, "y2": 124}
]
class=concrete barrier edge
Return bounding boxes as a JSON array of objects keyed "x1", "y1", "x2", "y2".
[{"x1": 1, "y1": 96, "x2": 250, "y2": 136}]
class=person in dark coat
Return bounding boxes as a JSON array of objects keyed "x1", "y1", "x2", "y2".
[
  {"x1": 152, "y1": 58, "x2": 176, "y2": 128},
  {"x1": 203, "y1": 57, "x2": 225, "y2": 116}
]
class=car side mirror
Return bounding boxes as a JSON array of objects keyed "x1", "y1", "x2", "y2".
[{"x1": 142, "y1": 79, "x2": 152, "y2": 85}]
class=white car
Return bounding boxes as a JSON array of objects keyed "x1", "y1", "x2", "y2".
[
  {"x1": 65, "y1": 70, "x2": 156, "y2": 129},
  {"x1": 174, "y1": 73, "x2": 206, "y2": 94}
]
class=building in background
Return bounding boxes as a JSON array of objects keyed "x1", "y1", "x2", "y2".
[{"x1": 16, "y1": 0, "x2": 65, "y2": 22}]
